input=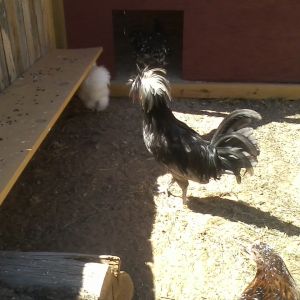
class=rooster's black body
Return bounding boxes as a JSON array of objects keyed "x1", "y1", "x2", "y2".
[{"x1": 130, "y1": 68, "x2": 261, "y2": 203}]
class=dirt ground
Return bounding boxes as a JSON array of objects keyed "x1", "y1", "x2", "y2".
[{"x1": 0, "y1": 96, "x2": 299, "y2": 300}]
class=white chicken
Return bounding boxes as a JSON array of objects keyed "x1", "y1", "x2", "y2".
[{"x1": 77, "y1": 64, "x2": 111, "y2": 111}]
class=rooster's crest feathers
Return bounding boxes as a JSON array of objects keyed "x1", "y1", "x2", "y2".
[{"x1": 129, "y1": 67, "x2": 171, "y2": 112}]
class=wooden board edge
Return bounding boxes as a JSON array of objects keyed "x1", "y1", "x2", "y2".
[
  {"x1": 0, "y1": 47, "x2": 102, "y2": 205},
  {"x1": 111, "y1": 81, "x2": 300, "y2": 100}
]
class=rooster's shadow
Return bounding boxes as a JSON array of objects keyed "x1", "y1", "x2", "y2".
[{"x1": 187, "y1": 196, "x2": 300, "y2": 237}]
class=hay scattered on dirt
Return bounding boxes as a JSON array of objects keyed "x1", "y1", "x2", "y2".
[
  {"x1": 0, "y1": 97, "x2": 299, "y2": 300},
  {"x1": 151, "y1": 100, "x2": 300, "y2": 299}
]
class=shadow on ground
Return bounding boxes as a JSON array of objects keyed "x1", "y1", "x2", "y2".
[
  {"x1": 0, "y1": 97, "x2": 163, "y2": 300},
  {"x1": 188, "y1": 196, "x2": 300, "y2": 237},
  {"x1": 0, "y1": 97, "x2": 299, "y2": 299}
]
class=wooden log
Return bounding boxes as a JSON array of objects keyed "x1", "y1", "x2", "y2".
[{"x1": 0, "y1": 252, "x2": 134, "y2": 300}]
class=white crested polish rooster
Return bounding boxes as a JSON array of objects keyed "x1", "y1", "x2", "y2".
[{"x1": 129, "y1": 67, "x2": 261, "y2": 205}]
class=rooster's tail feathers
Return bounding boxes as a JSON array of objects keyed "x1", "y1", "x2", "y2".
[
  {"x1": 211, "y1": 109, "x2": 261, "y2": 143},
  {"x1": 211, "y1": 109, "x2": 261, "y2": 183},
  {"x1": 213, "y1": 132, "x2": 259, "y2": 157}
]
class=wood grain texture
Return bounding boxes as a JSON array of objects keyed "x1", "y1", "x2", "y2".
[
  {"x1": 5, "y1": 0, "x2": 30, "y2": 73},
  {"x1": 0, "y1": 24, "x2": 9, "y2": 89},
  {"x1": 0, "y1": 47, "x2": 102, "y2": 204},
  {"x1": 0, "y1": 252, "x2": 128, "y2": 300},
  {"x1": 3, "y1": 0, "x2": 30, "y2": 78},
  {"x1": 111, "y1": 81, "x2": 300, "y2": 100},
  {"x1": 33, "y1": 0, "x2": 47, "y2": 55},
  {"x1": 0, "y1": 0, "x2": 17, "y2": 82},
  {"x1": 21, "y1": 0, "x2": 41, "y2": 65},
  {"x1": 0, "y1": 0, "x2": 56, "y2": 91},
  {"x1": 43, "y1": 0, "x2": 56, "y2": 50},
  {"x1": 52, "y1": 0, "x2": 67, "y2": 48}
]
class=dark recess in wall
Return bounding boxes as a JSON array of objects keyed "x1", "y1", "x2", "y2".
[{"x1": 112, "y1": 10, "x2": 183, "y2": 81}]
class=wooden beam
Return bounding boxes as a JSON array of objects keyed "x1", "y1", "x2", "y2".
[{"x1": 111, "y1": 81, "x2": 300, "y2": 100}]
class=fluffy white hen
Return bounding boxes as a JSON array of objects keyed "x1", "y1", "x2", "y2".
[{"x1": 77, "y1": 65, "x2": 111, "y2": 111}]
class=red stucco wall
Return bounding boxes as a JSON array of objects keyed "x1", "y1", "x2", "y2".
[{"x1": 64, "y1": 0, "x2": 300, "y2": 82}]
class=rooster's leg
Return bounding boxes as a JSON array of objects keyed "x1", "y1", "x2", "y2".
[
  {"x1": 166, "y1": 176, "x2": 175, "y2": 196},
  {"x1": 174, "y1": 178, "x2": 189, "y2": 205},
  {"x1": 157, "y1": 176, "x2": 175, "y2": 197}
]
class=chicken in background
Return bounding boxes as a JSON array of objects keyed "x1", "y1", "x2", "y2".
[
  {"x1": 129, "y1": 67, "x2": 261, "y2": 204},
  {"x1": 240, "y1": 242, "x2": 300, "y2": 300},
  {"x1": 77, "y1": 64, "x2": 110, "y2": 111}
]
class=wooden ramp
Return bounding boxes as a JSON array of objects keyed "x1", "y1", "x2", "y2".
[{"x1": 0, "y1": 47, "x2": 102, "y2": 205}]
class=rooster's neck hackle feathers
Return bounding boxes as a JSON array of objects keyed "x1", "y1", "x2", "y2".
[{"x1": 129, "y1": 67, "x2": 171, "y2": 113}]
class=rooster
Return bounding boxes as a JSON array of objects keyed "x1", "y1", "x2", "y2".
[
  {"x1": 240, "y1": 242, "x2": 300, "y2": 300},
  {"x1": 130, "y1": 67, "x2": 261, "y2": 204}
]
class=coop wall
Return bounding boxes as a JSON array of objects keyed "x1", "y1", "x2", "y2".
[
  {"x1": 0, "y1": 0, "x2": 56, "y2": 91},
  {"x1": 63, "y1": 0, "x2": 300, "y2": 83}
]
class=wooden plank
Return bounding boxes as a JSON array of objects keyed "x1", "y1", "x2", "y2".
[
  {"x1": 21, "y1": 0, "x2": 41, "y2": 65},
  {"x1": 0, "y1": 252, "x2": 134, "y2": 300},
  {"x1": 111, "y1": 81, "x2": 300, "y2": 100},
  {"x1": 0, "y1": 0, "x2": 17, "y2": 83},
  {"x1": 3, "y1": 0, "x2": 30, "y2": 74},
  {"x1": 40, "y1": 0, "x2": 50, "y2": 50},
  {"x1": 0, "y1": 47, "x2": 102, "y2": 204},
  {"x1": 52, "y1": 0, "x2": 67, "y2": 48},
  {"x1": 43, "y1": 0, "x2": 56, "y2": 50},
  {"x1": 4, "y1": 0, "x2": 28, "y2": 77},
  {"x1": 0, "y1": 25, "x2": 9, "y2": 90},
  {"x1": 28, "y1": 0, "x2": 42, "y2": 59},
  {"x1": 33, "y1": 0, "x2": 48, "y2": 55},
  {"x1": 171, "y1": 82, "x2": 300, "y2": 100}
]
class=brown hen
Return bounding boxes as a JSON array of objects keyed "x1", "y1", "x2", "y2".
[{"x1": 240, "y1": 242, "x2": 300, "y2": 300}]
